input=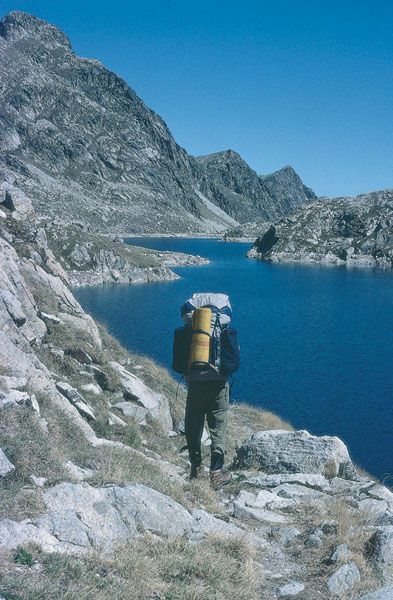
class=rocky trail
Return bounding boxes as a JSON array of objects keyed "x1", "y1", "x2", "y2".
[{"x1": 1, "y1": 183, "x2": 393, "y2": 599}]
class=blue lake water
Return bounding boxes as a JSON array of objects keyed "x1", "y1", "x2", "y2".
[{"x1": 74, "y1": 237, "x2": 393, "y2": 481}]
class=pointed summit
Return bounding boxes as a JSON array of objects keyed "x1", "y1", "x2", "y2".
[{"x1": 196, "y1": 151, "x2": 315, "y2": 222}]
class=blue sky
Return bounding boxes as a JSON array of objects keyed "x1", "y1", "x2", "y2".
[{"x1": 1, "y1": 0, "x2": 393, "y2": 196}]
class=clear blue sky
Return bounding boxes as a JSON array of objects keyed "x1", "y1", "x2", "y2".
[{"x1": 2, "y1": 0, "x2": 393, "y2": 196}]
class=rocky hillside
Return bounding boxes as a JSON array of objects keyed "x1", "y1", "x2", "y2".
[
  {"x1": 1, "y1": 183, "x2": 393, "y2": 599},
  {"x1": 248, "y1": 190, "x2": 393, "y2": 268},
  {"x1": 0, "y1": 11, "x2": 314, "y2": 236},
  {"x1": 197, "y1": 151, "x2": 316, "y2": 222},
  {"x1": 0, "y1": 11, "x2": 237, "y2": 234}
]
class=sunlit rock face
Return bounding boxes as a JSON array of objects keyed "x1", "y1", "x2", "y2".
[{"x1": 248, "y1": 189, "x2": 393, "y2": 268}]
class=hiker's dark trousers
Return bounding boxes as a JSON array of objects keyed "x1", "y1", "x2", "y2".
[{"x1": 185, "y1": 380, "x2": 229, "y2": 471}]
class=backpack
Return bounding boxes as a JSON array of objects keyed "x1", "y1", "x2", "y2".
[{"x1": 172, "y1": 293, "x2": 240, "y2": 381}]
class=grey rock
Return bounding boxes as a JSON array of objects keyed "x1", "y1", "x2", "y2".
[
  {"x1": 278, "y1": 581, "x2": 305, "y2": 597},
  {"x1": 81, "y1": 383, "x2": 101, "y2": 395},
  {"x1": 320, "y1": 520, "x2": 338, "y2": 535},
  {"x1": 0, "y1": 448, "x2": 15, "y2": 477},
  {"x1": 245, "y1": 472, "x2": 330, "y2": 491},
  {"x1": 326, "y1": 562, "x2": 361, "y2": 595},
  {"x1": 30, "y1": 475, "x2": 47, "y2": 487},
  {"x1": 236, "y1": 429, "x2": 357, "y2": 479},
  {"x1": 0, "y1": 482, "x2": 193, "y2": 555},
  {"x1": 114, "y1": 401, "x2": 148, "y2": 425},
  {"x1": 191, "y1": 509, "x2": 246, "y2": 539},
  {"x1": 58, "y1": 312, "x2": 101, "y2": 349},
  {"x1": 304, "y1": 532, "x2": 324, "y2": 548},
  {"x1": 108, "y1": 411, "x2": 127, "y2": 427},
  {"x1": 233, "y1": 490, "x2": 287, "y2": 523},
  {"x1": 328, "y1": 544, "x2": 351, "y2": 564},
  {"x1": 110, "y1": 361, "x2": 172, "y2": 432},
  {"x1": 358, "y1": 586, "x2": 393, "y2": 600},
  {"x1": 90, "y1": 365, "x2": 111, "y2": 390},
  {"x1": 64, "y1": 460, "x2": 94, "y2": 481},
  {"x1": 56, "y1": 381, "x2": 95, "y2": 420},
  {"x1": 367, "y1": 526, "x2": 393, "y2": 583},
  {"x1": 269, "y1": 527, "x2": 301, "y2": 546}
]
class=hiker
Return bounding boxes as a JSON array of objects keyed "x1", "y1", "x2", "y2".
[{"x1": 173, "y1": 293, "x2": 240, "y2": 490}]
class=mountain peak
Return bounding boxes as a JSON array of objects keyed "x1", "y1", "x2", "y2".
[{"x1": 0, "y1": 11, "x2": 71, "y2": 48}]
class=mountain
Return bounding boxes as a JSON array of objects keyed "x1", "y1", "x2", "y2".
[
  {"x1": 0, "y1": 12, "x2": 314, "y2": 234},
  {"x1": 0, "y1": 11, "x2": 237, "y2": 234},
  {"x1": 196, "y1": 150, "x2": 316, "y2": 222},
  {"x1": 248, "y1": 189, "x2": 393, "y2": 267}
]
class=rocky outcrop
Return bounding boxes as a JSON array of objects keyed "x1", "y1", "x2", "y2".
[
  {"x1": 0, "y1": 482, "x2": 193, "y2": 555},
  {"x1": 248, "y1": 189, "x2": 393, "y2": 267},
  {"x1": 197, "y1": 151, "x2": 315, "y2": 223}
]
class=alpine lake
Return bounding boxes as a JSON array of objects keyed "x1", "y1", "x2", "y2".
[{"x1": 74, "y1": 237, "x2": 393, "y2": 481}]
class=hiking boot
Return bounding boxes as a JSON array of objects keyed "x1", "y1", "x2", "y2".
[
  {"x1": 210, "y1": 469, "x2": 232, "y2": 490},
  {"x1": 190, "y1": 464, "x2": 203, "y2": 480}
]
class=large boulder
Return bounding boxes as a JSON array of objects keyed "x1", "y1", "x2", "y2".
[
  {"x1": 367, "y1": 526, "x2": 393, "y2": 583},
  {"x1": 236, "y1": 430, "x2": 357, "y2": 479},
  {"x1": 109, "y1": 361, "x2": 173, "y2": 433},
  {"x1": 326, "y1": 562, "x2": 361, "y2": 596}
]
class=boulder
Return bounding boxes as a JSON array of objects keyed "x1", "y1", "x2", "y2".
[
  {"x1": 269, "y1": 527, "x2": 301, "y2": 546},
  {"x1": 109, "y1": 361, "x2": 172, "y2": 433},
  {"x1": 0, "y1": 482, "x2": 193, "y2": 556},
  {"x1": 236, "y1": 430, "x2": 357, "y2": 479},
  {"x1": 367, "y1": 526, "x2": 393, "y2": 583},
  {"x1": 326, "y1": 562, "x2": 361, "y2": 596},
  {"x1": 56, "y1": 382, "x2": 95, "y2": 420},
  {"x1": 114, "y1": 401, "x2": 148, "y2": 425},
  {"x1": 0, "y1": 182, "x2": 34, "y2": 220},
  {"x1": 0, "y1": 448, "x2": 15, "y2": 477},
  {"x1": 40, "y1": 482, "x2": 193, "y2": 553}
]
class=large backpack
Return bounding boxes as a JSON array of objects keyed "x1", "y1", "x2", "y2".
[{"x1": 172, "y1": 292, "x2": 240, "y2": 381}]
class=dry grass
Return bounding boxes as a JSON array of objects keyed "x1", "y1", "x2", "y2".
[
  {"x1": 0, "y1": 405, "x2": 65, "y2": 519},
  {"x1": 0, "y1": 534, "x2": 262, "y2": 600}
]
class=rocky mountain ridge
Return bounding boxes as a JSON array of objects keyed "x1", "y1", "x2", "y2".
[
  {"x1": 197, "y1": 150, "x2": 316, "y2": 223},
  {"x1": 1, "y1": 182, "x2": 393, "y2": 599},
  {"x1": 248, "y1": 189, "x2": 393, "y2": 268},
  {"x1": 0, "y1": 11, "x2": 314, "y2": 236}
]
